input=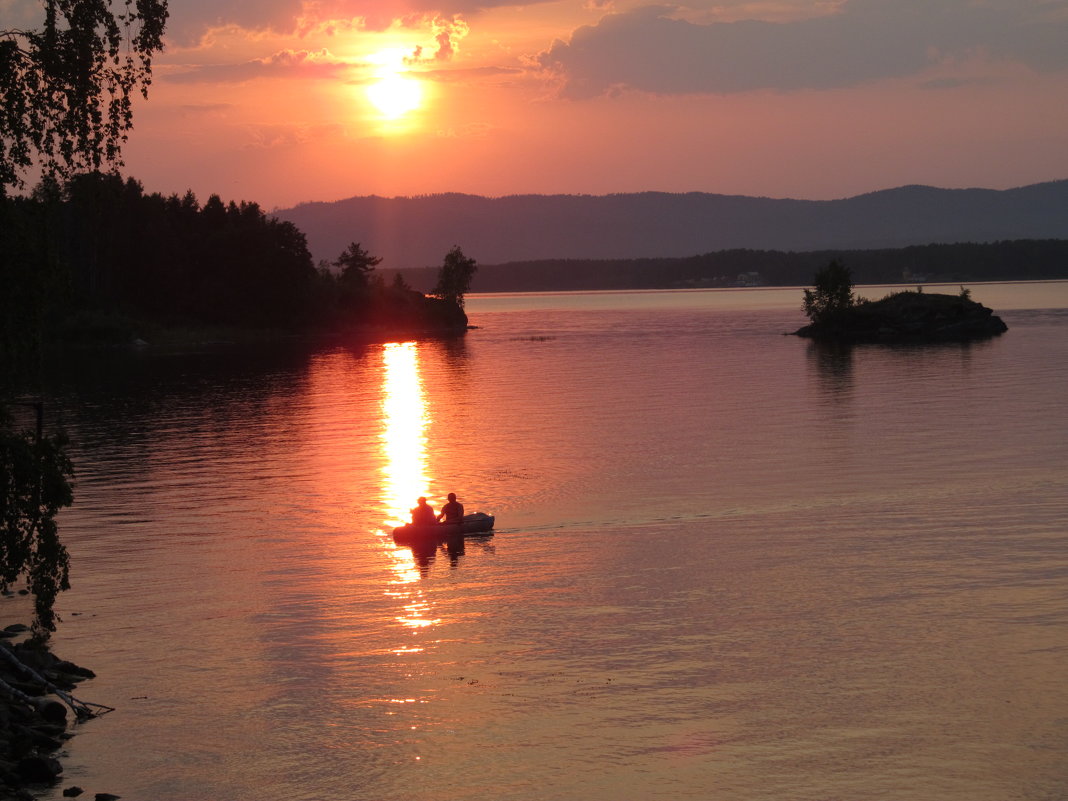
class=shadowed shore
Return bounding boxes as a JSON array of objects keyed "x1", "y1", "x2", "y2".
[{"x1": 0, "y1": 629, "x2": 108, "y2": 800}]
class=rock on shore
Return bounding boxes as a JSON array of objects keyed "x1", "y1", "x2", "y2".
[
  {"x1": 793, "y1": 290, "x2": 1009, "y2": 343},
  {"x1": 1, "y1": 635, "x2": 97, "y2": 800}
]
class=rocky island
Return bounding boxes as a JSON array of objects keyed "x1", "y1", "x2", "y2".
[
  {"x1": 792, "y1": 261, "x2": 1008, "y2": 343},
  {"x1": 794, "y1": 289, "x2": 1009, "y2": 343}
]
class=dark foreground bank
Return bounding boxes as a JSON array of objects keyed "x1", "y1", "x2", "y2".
[{"x1": 0, "y1": 631, "x2": 113, "y2": 801}]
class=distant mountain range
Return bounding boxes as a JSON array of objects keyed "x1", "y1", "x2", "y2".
[{"x1": 274, "y1": 181, "x2": 1068, "y2": 269}]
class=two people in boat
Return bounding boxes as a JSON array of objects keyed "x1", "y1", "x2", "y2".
[{"x1": 410, "y1": 493, "x2": 464, "y2": 526}]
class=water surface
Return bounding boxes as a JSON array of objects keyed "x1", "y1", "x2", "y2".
[{"x1": 14, "y1": 283, "x2": 1068, "y2": 801}]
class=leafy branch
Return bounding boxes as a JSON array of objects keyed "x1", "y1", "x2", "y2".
[
  {"x1": 0, "y1": 0, "x2": 169, "y2": 192},
  {"x1": 0, "y1": 405, "x2": 74, "y2": 636}
]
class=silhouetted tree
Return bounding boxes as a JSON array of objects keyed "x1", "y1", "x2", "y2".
[
  {"x1": 2, "y1": 2, "x2": 167, "y2": 637},
  {"x1": 433, "y1": 246, "x2": 477, "y2": 308},
  {"x1": 334, "y1": 242, "x2": 382, "y2": 293},
  {"x1": 0, "y1": 0, "x2": 169, "y2": 193},
  {"x1": 803, "y1": 260, "x2": 856, "y2": 323},
  {"x1": 0, "y1": 406, "x2": 73, "y2": 636},
  {"x1": 0, "y1": 194, "x2": 69, "y2": 363}
]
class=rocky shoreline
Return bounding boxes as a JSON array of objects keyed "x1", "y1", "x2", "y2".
[
  {"x1": 0, "y1": 628, "x2": 113, "y2": 801},
  {"x1": 792, "y1": 290, "x2": 1009, "y2": 343}
]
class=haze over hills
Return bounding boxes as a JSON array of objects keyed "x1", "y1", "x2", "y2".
[{"x1": 274, "y1": 180, "x2": 1068, "y2": 268}]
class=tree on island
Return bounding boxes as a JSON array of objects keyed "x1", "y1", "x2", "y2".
[
  {"x1": 802, "y1": 259, "x2": 856, "y2": 324},
  {"x1": 433, "y1": 246, "x2": 478, "y2": 308},
  {"x1": 334, "y1": 241, "x2": 382, "y2": 299}
]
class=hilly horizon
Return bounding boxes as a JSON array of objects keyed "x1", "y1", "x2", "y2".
[{"x1": 274, "y1": 180, "x2": 1068, "y2": 269}]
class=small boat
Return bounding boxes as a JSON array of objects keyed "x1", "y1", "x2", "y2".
[{"x1": 392, "y1": 512, "x2": 495, "y2": 545}]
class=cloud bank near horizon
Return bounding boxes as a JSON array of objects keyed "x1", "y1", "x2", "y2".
[{"x1": 538, "y1": 0, "x2": 1068, "y2": 98}]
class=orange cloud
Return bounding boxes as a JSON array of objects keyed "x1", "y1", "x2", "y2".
[
  {"x1": 402, "y1": 15, "x2": 471, "y2": 64},
  {"x1": 166, "y1": 48, "x2": 358, "y2": 83},
  {"x1": 166, "y1": 0, "x2": 555, "y2": 41},
  {"x1": 242, "y1": 123, "x2": 346, "y2": 149}
]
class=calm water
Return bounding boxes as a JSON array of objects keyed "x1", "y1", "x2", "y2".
[{"x1": 11, "y1": 283, "x2": 1068, "y2": 801}]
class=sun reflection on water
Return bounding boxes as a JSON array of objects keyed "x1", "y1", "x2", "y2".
[{"x1": 379, "y1": 342, "x2": 441, "y2": 636}]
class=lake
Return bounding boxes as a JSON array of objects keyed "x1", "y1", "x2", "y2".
[{"x1": 14, "y1": 282, "x2": 1068, "y2": 801}]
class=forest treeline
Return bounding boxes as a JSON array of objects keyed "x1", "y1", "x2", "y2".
[
  {"x1": 386, "y1": 240, "x2": 1068, "y2": 294},
  {"x1": 0, "y1": 172, "x2": 469, "y2": 360},
  {"x1": 4, "y1": 172, "x2": 1066, "y2": 363}
]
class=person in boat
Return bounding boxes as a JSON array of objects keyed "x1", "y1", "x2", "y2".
[
  {"x1": 411, "y1": 497, "x2": 437, "y2": 525},
  {"x1": 437, "y1": 492, "x2": 464, "y2": 525}
]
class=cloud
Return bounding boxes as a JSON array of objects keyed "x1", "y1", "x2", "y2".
[
  {"x1": 164, "y1": 0, "x2": 550, "y2": 42},
  {"x1": 242, "y1": 123, "x2": 345, "y2": 149},
  {"x1": 436, "y1": 122, "x2": 494, "y2": 138},
  {"x1": 403, "y1": 15, "x2": 471, "y2": 63},
  {"x1": 919, "y1": 77, "x2": 995, "y2": 91},
  {"x1": 420, "y1": 65, "x2": 523, "y2": 81},
  {"x1": 537, "y1": 0, "x2": 1068, "y2": 98},
  {"x1": 0, "y1": 0, "x2": 44, "y2": 29},
  {"x1": 178, "y1": 103, "x2": 236, "y2": 115},
  {"x1": 164, "y1": 0, "x2": 308, "y2": 44},
  {"x1": 165, "y1": 49, "x2": 356, "y2": 83},
  {"x1": 432, "y1": 16, "x2": 469, "y2": 60}
]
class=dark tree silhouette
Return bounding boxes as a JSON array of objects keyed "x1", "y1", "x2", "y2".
[
  {"x1": 803, "y1": 260, "x2": 856, "y2": 323},
  {"x1": 1, "y1": 3, "x2": 167, "y2": 638},
  {"x1": 433, "y1": 246, "x2": 477, "y2": 308},
  {"x1": 0, "y1": 406, "x2": 73, "y2": 635},
  {"x1": 334, "y1": 242, "x2": 382, "y2": 293},
  {"x1": 0, "y1": 0, "x2": 169, "y2": 192}
]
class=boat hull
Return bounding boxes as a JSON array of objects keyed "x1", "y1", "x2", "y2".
[{"x1": 392, "y1": 512, "x2": 495, "y2": 545}]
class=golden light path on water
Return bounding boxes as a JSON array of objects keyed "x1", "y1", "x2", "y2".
[{"x1": 378, "y1": 342, "x2": 439, "y2": 638}]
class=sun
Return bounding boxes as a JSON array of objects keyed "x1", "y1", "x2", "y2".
[
  {"x1": 364, "y1": 49, "x2": 424, "y2": 121},
  {"x1": 366, "y1": 74, "x2": 423, "y2": 120}
]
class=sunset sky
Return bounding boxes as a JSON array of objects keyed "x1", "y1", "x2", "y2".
[{"x1": 11, "y1": 0, "x2": 1068, "y2": 208}]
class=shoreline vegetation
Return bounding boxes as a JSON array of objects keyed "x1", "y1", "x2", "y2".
[
  {"x1": 386, "y1": 239, "x2": 1068, "y2": 294},
  {"x1": 2, "y1": 171, "x2": 1064, "y2": 358},
  {"x1": 1, "y1": 173, "x2": 475, "y2": 364},
  {"x1": 48, "y1": 307, "x2": 474, "y2": 353}
]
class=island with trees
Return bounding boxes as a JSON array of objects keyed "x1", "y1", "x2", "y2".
[{"x1": 793, "y1": 260, "x2": 1009, "y2": 343}]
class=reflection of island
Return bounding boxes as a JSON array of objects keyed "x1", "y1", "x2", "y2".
[{"x1": 807, "y1": 341, "x2": 854, "y2": 401}]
